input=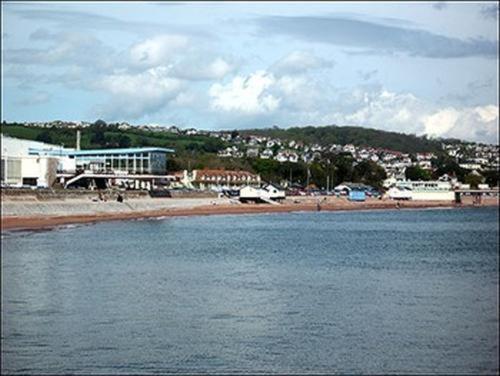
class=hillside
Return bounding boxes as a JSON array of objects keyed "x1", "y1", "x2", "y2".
[
  {"x1": 0, "y1": 122, "x2": 226, "y2": 154},
  {"x1": 238, "y1": 125, "x2": 443, "y2": 153}
]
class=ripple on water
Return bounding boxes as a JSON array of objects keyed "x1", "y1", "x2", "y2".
[{"x1": 1, "y1": 208, "x2": 498, "y2": 374}]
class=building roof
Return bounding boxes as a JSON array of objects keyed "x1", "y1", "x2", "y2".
[{"x1": 29, "y1": 147, "x2": 175, "y2": 156}]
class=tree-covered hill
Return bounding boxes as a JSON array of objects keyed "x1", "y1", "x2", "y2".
[
  {"x1": 239, "y1": 125, "x2": 444, "y2": 153},
  {"x1": 0, "y1": 121, "x2": 227, "y2": 154}
]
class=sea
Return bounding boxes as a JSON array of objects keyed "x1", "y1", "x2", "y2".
[{"x1": 1, "y1": 207, "x2": 499, "y2": 374}]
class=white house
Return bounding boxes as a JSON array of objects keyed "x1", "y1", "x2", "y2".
[
  {"x1": 239, "y1": 183, "x2": 285, "y2": 203},
  {"x1": 260, "y1": 149, "x2": 274, "y2": 159}
]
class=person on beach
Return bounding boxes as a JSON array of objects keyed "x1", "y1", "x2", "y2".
[
  {"x1": 117, "y1": 193, "x2": 123, "y2": 203},
  {"x1": 317, "y1": 199, "x2": 321, "y2": 211}
]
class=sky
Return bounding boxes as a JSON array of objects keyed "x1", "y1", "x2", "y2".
[{"x1": 1, "y1": 1, "x2": 499, "y2": 143}]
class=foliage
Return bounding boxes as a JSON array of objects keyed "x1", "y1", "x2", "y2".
[
  {"x1": 431, "y1": 154, "x2": 466, "y2": 181},
  {"x1": 405, "y1": 166, "x2": 432, "y2": 181},
  {"x1": 35, "y1": 131, "x2": 53, "y2": 144},
  {"x1": 482, "y1": 169, "x2": 499, "y2": 187},
  {"x1": 464, "y1": 173, "x2": 483, "y2": 188},
  {"x1": 1, "y1": 122, "x2": 227, "y2": 153},
  {"x1": 1, "y1": 121, "x2": 457, "y2": 189},
  {"x1": 352, "y1": 160, "x2": 387, "y2": 189},
  {"x1": 239, "y1": 125, "x2": 443, "y2": 153}
]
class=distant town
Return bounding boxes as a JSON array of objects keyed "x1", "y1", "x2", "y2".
[{"x1": 1, "y1": 120, "x2": 499, "y2": 202}]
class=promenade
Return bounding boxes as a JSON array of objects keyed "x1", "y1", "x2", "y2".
[{"x1": 2, "y1": 195, "x2": 497, "y2": 231}]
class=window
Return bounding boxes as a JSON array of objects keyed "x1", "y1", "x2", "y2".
[
  {"x1": 0, "y1": 159, "x2": 5, "y2": 182},
  {"x1": 22, "y1": 177, "x2": 37, "y2": 186}
]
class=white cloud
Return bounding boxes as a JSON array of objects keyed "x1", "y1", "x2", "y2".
[
  {"x1": 207, "y1": 70, "x2": 497, "y2": 143},
  {"x1": 5, "y1": 31, "x2": 115, "y2": 70},
  {"x1": 129, "y1": 34, "x2": 189, "y2": 68},
  {"x1": 475, "y1": 105, "x2": 499, "y2": 122},
  {"x1": 274, "y1": 74, "x2": 327, "y2": 111},
  {"x1": 270, "y1": 50, "x2": 334, "y2": 75},
  {"x1": 209, "y1": 70, "x2": 280, "y2": 114},
  {"x1": 328, "y1": 88, "x2": 427, "y2": 135},
  {"x1": 421, "y1": 107, "x2": 461, "y2": 136},
  {"x1": 422, "y1": 105, "x2": 499, "y2": 143},
  {"x1": 171, "y1": 56, "x2": 236, "y2": 80},
  {"x1": 324, "y1": 87, "x2": 498, "y2": 143},
  {"x1": 94, "y1": 67, "x2": 184, "y2": 119}
]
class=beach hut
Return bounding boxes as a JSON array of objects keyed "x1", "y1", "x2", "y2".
[{"x1": 348, "y1": 188, "x2": 366, "y2": 201}]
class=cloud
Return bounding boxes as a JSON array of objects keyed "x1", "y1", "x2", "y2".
[
  {"x1": 273, "y1": 74, "x2": 329, "y2": 112},
  {"x1": 480, "y1": 4, "x2": 499, "y2": 20},
  {"x1": 432, "y1": 2, "x2": 448, "y2": 11},
  {"x1": 8, "y1": 7, "x2": 143, "y2": 33},
  {"x1": 129, "y1": 34, "x2": 189, "y2": 68},
  {"x1": 209, "y1": 71, "x2": 280, "y2": 114},
  {"x1": 206, "y1": 67, "x2": 497, "y2": 143},
  {"x1": 269, "y1": 50, "x2": 334, "y2": 76},
  {"x1": 439, "y1": 78, "x2": 496, "y2": 105},
  {"x1": 4, "y1": 31, "x2": 116, "y2": 70},
  {"x1": 421, "y1": 105, "x2": 499, "y2": 143},
  {"x1": 256, "y1": 15, "x2": 498, "y2": 59},
  {"x1": 6, "y1": 7, "x2": 174, "y2": 36},
  {"x1": 358, "y1": 69, "x2": 378, "y2": 81},
  {"x1": 93, "y1": 67, "x2": 185, "y2": 119},
  {"x1": 324, "y1": 87, "x2": 498, "y2": 143},
  {"x1": 327, "y1": 88, "x2": 427, "y2": 135},
  {"x1": 170, "y1": 56, "x2": 237, "y2": 80}
]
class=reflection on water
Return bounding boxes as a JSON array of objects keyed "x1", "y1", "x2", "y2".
[{"x1": 2, "y1": 207, "x2": 499, "y2": 374}]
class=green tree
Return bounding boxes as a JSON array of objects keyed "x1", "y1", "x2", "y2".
[
  {"x1": 93, "y1": 119, "x2": 107, "y2": 127},
  {"x1": 332, "y1": 153, "x2": 354, "y2": 185},
  {"x1": 431, "y1": 154, "x2": 466, "y2": 181},
  {"x1": 201, "y1": 138, "x2": 224, "y2": 153},
  {"x1": 118, "y1": 135, "x2": 131, "y2": 148},
  {"x1": 251, "y1": 158, "x2": 281, "y2": 182},
  {"x1": 167, "y1": 156, "x2": 183, "y2": 172},
  {"x1": 464, "y1": 173, "x2": 483, "y2": 188},
  {"x1": 482, "y1": 170, "x2": 499, "y2": 187},
  {"x1": 35, "y1": 131, "x2": 53, "y2": 144},
  {"x1": 271, "y1": 144, "x2": 280, "y2": 155},
  {"x1": 405, "y1": 165, "x2": 432, "y2": 181},
  {"x1": 310, "y1": 162, "x2": 326, "y2": 188},
  {"x1": 353, "y1": 160, "x2": 387, "y2": 188}
]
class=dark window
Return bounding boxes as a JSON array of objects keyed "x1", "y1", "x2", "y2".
[{"x1": 22, "y1": 177, "x2": 37, "y2": 186}]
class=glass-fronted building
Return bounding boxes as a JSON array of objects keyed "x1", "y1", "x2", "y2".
[{"x1": 29, "y1": 147, "x2": 175, "y2": 175}]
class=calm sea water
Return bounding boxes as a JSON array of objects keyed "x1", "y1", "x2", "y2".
[{"x1": 1, "y1": 207, "x2": 499, "y2": 374}]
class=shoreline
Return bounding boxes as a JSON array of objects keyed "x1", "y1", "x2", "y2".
[{"x1": 2, "y1": 197, "x2": 497, "y2": 231}]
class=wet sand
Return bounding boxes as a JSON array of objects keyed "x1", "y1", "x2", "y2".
[{"x1": 1, "y1": 195, "x2": 497, "y2": 231}]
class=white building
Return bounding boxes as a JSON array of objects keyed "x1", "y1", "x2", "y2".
[
  {"x1": 395, "y1": 180, "x2": 454, "y2": 201},
  {"x1": 459, "y1": 162, "x2": 482, "y2": 170},
  {"x1": 1, "y1": 135, "x2": 66, "y2": 188},
  {"x1": 239, "y1": 183, "x2": 285, "y2": 203},
  {"x1": 1, "y1": 135, "x2": 175, "y2": 189},
  {"x1": 260, "y1": 149, "x2": 273, "y2": 159}
]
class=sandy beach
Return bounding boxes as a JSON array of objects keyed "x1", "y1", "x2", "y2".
[{"x1": 1, "y1": 194, "x2": 497, "y2": 231}]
